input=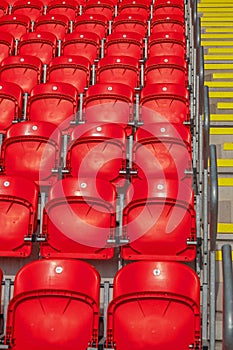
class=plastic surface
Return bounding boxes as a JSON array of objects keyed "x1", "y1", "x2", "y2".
[
  {"x1": 105, "y1": 31, "x2": 144, "y2": 60},
  {"x1": 28, "y1": 82, "x2": 78, "y2": 129},
  {"x1": 18, "y1": 31, "x2": 57, "y2": 64},
  {"x1": 148, "y1": 31, "x2": 186, "y2": 58},
  {"x1": 112, "y1": 13, "x2": 147, "y2": 36},
  {"x1": 121, "y1": 177, "x2": 196, "y2": 261},
  {"x1": 47, "y1": 0, "x2": 79, "y2": 20},
  {"x1": 47, "y1": 55, "x2": 91, "y2": 92},
  {"x1": 84, "y1": 82, "x2": 134, "y2": 125},
  {"x1": 118, "y1": 0, "x2": 150, "y2": 19},
  {"x1": 0, "y1": 55, "x2": 42, "y2": 93},
  {"x1": 97, "y1": 55, "x2": 139, "y2": 88},
  {"x1": 0, "y1": 81, "x2": 23, "y2": 131},
  {"x1": 74, "y1": 13, "x2": 108, "y2": 39},
  {"x1": 11, "y1": 0, "x2": 44, "y2": 20},
  {"x1": 66, "y1": 122, "x2": 127, "y2": 182},
  {"x1": 107, "y1": 261, "x2": 201, "y2": 350},
  {"x1": 41, "y1": 177, "x2": 116, "y2": 259},
  {"x1": 0, "y1": 14, "x2": 31, "y2": 39},
  {"x1": 1, "y1": 121, "x2": 61, "y2": 186},
  {"x1": 34, "y1": 14, "x2": 69, "y2": 40},
  {"x1": 0, "y1": 0, "x2": 9, "y2": 16},
  {"x1": 0, "y1": 31, "x2": 14, "y2": 62},
  {"x1": 6, "y1": 259, "x2": 100, "y2": 349},
  {"x1": 62, "y1": 31, "x2": 100, "y2": 63},
  {"x1": 0, "y1": 175, "x2": 39, "y2": 257},
  {"x1": 140, "y1": 83, "x2": 190, "y2": 124},
  {"x1": 150, "y1": 14, "x2": 185, "y2": 34},
  {"x1": 83, "y1": 0, "x2": 115, "y2": 20}
]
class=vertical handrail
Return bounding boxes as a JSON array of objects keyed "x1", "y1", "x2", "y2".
[
  {"x1": 209, "y1": 144, "x2": 218, "y2": 350},
  {"x1": 199, "y1": 46, "x2": 204, "y2": 116},
  {"x1": 203, "y1": 86, "x2": 210, "y2": 171},
  {"x1": 222, "y1": 244, "x2": 233, "y2": 350}
]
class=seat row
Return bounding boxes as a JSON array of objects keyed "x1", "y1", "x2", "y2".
[
  {"x1": 0, "y1": 259, "x2": 201, "y2": 350},
  {"x1": 0, "y1": 0, "x2": 185, "y2": 22}
]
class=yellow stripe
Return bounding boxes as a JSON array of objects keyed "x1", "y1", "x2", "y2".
[
  {"x1": 202, "y1": 13, "x2": 233, "y2": 17},
  {"x1": 205, "y1": 55, "x2": 233, "y2": 60},
  {"x1": 201, "y1": 17, "x2": 233, "y2": 21},
  {"x1": 218, "y1": 177, "x2": 233, "y2": 186},
  {"x1": 224, "y1": 143, "x2": 233, "y2": 150},
  {"x1": 218, "y1": 102, "x2": 233, "y2": 109},
  {"x1": 210, "y1": 114, "x2": 233, "y2": 121},
  {"x1": 218, "y1": 223, "x2": 233, "y2": 233},
  {"x1": 198, "y1": 4, "x2": 233, "y2": 7},
  {"x1": 207, "y1": 29, "x2": 233, "y2": 33},
  {"x1": 217, "y1": 159, "x2": 233, "y2": 167},
  {"x1": 205, "y1": 63, "x2": 233, "y2": 69},
  {"x1": 216, "y1": 250, "x2": 233, "y2": 261},
  {"x1": 209, "y1": 91, "x2": 233, "y2": 98},
  {"x1": 205, "y1": 81, "x2": 233, "y2": 88},
  {"x1": 202, "y1": 34, "x2": 233, "y2": 38},
  {"x1": 210, "y1": 128, "x2": 233, "y2": 134},
  {"x1": 201, "y1": 22, "x2": 233, "y2": 27},
  {"x1": 213, "y1": 73, "x2": 233, "y2": 78},
  {"x1": 199, "y1": 0, "x2": 233, "y2": 2},
  {"x1": 202, "y1": 42, "x2": 233, "y2": 47},
  {"x1": 209, "y1": 48, "x2": 233, "y2": 53}
]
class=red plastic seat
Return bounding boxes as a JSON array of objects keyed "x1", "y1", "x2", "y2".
[
  {"x1": 66, "y1": 123, "x2": 127, "y2": 183},
  {"x1": 121, "y1": 177, "x2": 196, "y2": 261},
  {"x1": 74, "y1": 13, "x2": 108, "y2": 39},
  {"x1": 144, "y1": 55, "x2": 188, "y2": 85},
  {"x1": 5, "y1": 259, "x2": 100, "y2": 349},
  {"x1": 11, "y1": 0, "x2": 44, "y2": 21},
  {"x1": 18, "y1": 31, "x2": 57, "y2": 65},
  {"x1": 112, "y1": 13, "x2": 147, "y2": 36},
  {"x1": 148, "y1": 31, "x2": 186, "y2": 59},
  {"x1": 47, "y1": 55, "x2": 91, "y2": 92},
  {"x1": 83, "y1": 0, "x2": 115, "y2": 21},
  {"x1": 105, "y1": 31, "x2": 144, "y2": 60},
  {"x1": 0, "y1": 31, "x2": 14, "y2": 63},
  {"x1": 0, "y1": 0, "x2": 9, "y2": 17},
  {"x1": 153, "y1": 0, "x2": 184, "y2": 16},
  {"x1": 47, "y1": 0, "x2": 79, "y2": 20},
  {"x1": 133, "y1": 122, "x2": 192, "y2": 183},
  {"x1": 97, "y1": 55, "x2": 139, "y2": 88},
  {"x1": 40, "y1": 177, "x2": 116, "y2": 259},
  {"x1": 84, "y1": 83, "x2": 134, "y2": 125},
  {"x1": 140, "y1": 83, "x2": 190, "y2": 124},
  {"x1": 0, "y1": 55, "x2": 42, "y2": 93},
  {"x1": 0, "y1": 14, "x2": 31, "y2": 39},
  {"x1": 28, "y1": 82, "x2": 78, "y2": 129},
  {"x1": 0, "y1": 175, "x2": 39, "y2": 257},
  {"x1": 0, "y1": 81, "x2": 23, "y2": 131},
  {"x1": 150, "y1": 14, "x2": 185, "y2": 34},
  {"x1": 34, "y1": 14, "x2": 69, "y2": 40},
  {"x1": 62, "y1": 31, "x2": 100, "y2": 63},
  {"x1": 0, "y1": 121, "x2": 62, "y2": 186},
  {"x1": 118, "y1": 0, "x2": 150, "y2": 19},
  {"x1": 107, "y1": 261, "x2": 201, "y2": 349}
]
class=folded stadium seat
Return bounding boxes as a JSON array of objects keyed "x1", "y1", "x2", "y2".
[
  {"x1": 150, "y1": 14, "x2": 185, "y2": 34},
  {"x1": 112, "y1": 13, "x2": 147, "y2": 37},
  {"x1": 153, "y1": 0, "x2": 184, "y2": 17},
  {"x1": 74, "y1": 13, "x2": 108, "y2": 39},
  {"x1": 132, "y1": 122, "x2": 192, "y2": 184},
  {"x1": 5, "y1": 259, "x2": 100, "y2": 350},
  {"x1": 0, "y1": 14, "x2": 31, "y2": 40},
  {"x1": 105, "y1": 31, "x2": 144, "y2": 60},
  {"x1": 83, "y1": 0, "x2": 115, "y2": 21},
  {"x1": 66, "y1": 122, "x2": 127, "y2": 184},
  {"x1": 0, "y1": 121, "x2": 62, "y2": 186},
  {"x1": 0, "y1": 0, "x2": 9, "y2": 17},
  {"x1": 0, "y1": 55, "x2": 42, "y2": 93},
  {"x1": 40, "y1": 177, "x2": 115, "y2": 259},
  {"x1": 0, "y1": 81, "x2": 23, "y2": 132},
  {"x1": 144, "y1": 55, "x2": 188, "y2": 85},
  {"x1": 140, "y1": 83, "x2": 190, "y2": 125},
  {"x1": 62, "y1": 31, "x2": 100, "y2": 63},
  {"x1": 34, "y1": 14, "x2": 70, "y2": 40},
  {"x1": 27, "y1": 82, "x2": 78, "y2": 130},
  {"x1": 0, "y1": 175, "x2": 39, "y2": 257},
  {"x1": 11, "y1": 0, "x2": 44, "y2": 21},
  {"x1": 121, "y1": 177, "x2": 196, "y2": 261},
  {"x1": 106, "y1": 261, "x2": 201, "y2": 350},
  {"x1": 96, "y1": 56, "x2": 140, "y2": 89},
  {"x1": 17, "y1": 31, "x2": 57, "y2": 65},
  {"x1": 83, "y1": 83, "x2": 134, "y2": 128},
  {"x1": 47, "y1": 0, "x2": 80, "y2": 21},
  {"x1": 148, "y1": 32, "x2": 186, "y2": 60},
  {"x1": 47, "y1": 55, "x2": 91, "y2": 92},
  {"x1": 117, "y1": 0, "x2": 151, "y2": 20},
  {"x1": 0, "y1": 32, "x2": 14, "y2": 63}
]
